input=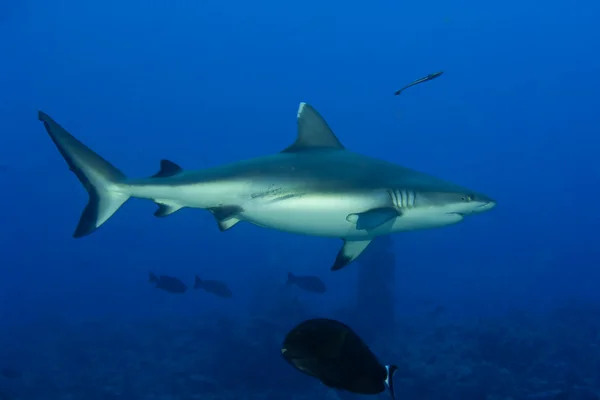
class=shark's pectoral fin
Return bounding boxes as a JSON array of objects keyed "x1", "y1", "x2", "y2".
[
  {"x1": 346, "y1": 208, "x2": 401, "y2": 231},
  {"x1": 281, "y1": 103, "x2": 345, "y2": 153},
  {"x1": 154, "y1": 200, "x2": 184, "y2": 217},
  {"x1": 332, "y1": 239, "x2": 372, "y2": 271},
  {"x1": 208, "y1": 206, "x2": 244, "y2": 232},
  {"x1": 151, "y1": 159, "x2": 183, "y2": 178}
]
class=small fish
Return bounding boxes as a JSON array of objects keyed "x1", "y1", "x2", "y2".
[
  {"x1": 194, "y1": 276, "x2": 232, "y2": 298},
  {"x1": 286, "y1": 272, "x2": 326, "y2": 293},
  {"x1": 430, "y1": 305, "x2": 446, "y2": 317},
  {"x1": 394, "y1": 71, "x2": 444, "y2": 96},
  {"x1": 553, "y1": 392, "x2": 569, "y2": 400},
  {"x1": 281, "y1": 318, "x2": 398, "y2": 399},
  {"x1": 148, "y1": 272, "x2": 187, "y2": 293},
  {"x1": 1, "y1": 367, "x2": 22, "y2": 379}
]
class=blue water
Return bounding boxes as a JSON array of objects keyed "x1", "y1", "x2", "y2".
[{"x1": 1, "y1": 0, "x2": 600, "y2": 399}]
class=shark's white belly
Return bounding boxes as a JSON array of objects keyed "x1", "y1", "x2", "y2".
[
  {"x1": 389, "y1": 209, "x2": 463, "y2": 232},
  {"x1": 241, "y1": 193, "x2": 377, "y2": 238},
  {"x1": 239, "y1": 193, "x2": 464, "y2": 239},
  {"x1": 125, "y1": 182, "x2": 464, "y2": 239}
]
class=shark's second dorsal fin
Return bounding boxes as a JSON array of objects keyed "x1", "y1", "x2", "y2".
[
  {"x1": 151, "y1": 159, "x2": 183, "y2": 178},
  {"x1": 281, "y1": 102, "x2": 345, "y2": 153}
]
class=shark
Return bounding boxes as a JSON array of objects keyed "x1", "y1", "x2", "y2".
[{"x1": 38, "y1": 102, "x2": 496, "y2": 271}]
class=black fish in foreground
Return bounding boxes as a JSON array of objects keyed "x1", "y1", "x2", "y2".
[
  {"x1": 286, "y1": 272, "x2": 326, "y2": 293},
  {"x1": 194, "y1": 276, "x2": 232, "y2": 298},
  {"x1": 281, "y1": 318, "x2": 398, "y2": 399},
  {"x1": 394, "y1": 70, "x2": 444, "y2": 96},
  {"x1": 148, "y1": 273, "x2": 187, "y2": 293}
]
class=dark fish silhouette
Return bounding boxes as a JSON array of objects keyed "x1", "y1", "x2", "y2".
[
  {"x1": 1, "y1": 367, "x2": 22, "y2": 379},
  {"x1": 281, "y1": 318, "x2": 398, "y2": 399},
  {"x1": 430, "y1": 305, "x2": 446, "y2": 317},
  {"x1": 553, "y1": 392, "x2": 569, "y2": 400},
  {"x1": 394, "y1": 71, "x2": 444, "y2": 96},
  {"x1": 286, "y1": 272, "x2": 326, "y2": 293},
  {"x1": 148, "y1": 272, "x2": 187, "y2": 293},
  {"x1": 194, "y1": 276, "x2": 232, "y2": 298}
]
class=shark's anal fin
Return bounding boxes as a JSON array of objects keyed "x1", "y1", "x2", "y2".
[
  {"x1": 282, "y1": 103, "x2": 345, "y2": 153},
  {"x1": 346, "y1": 207, "x2": 401, "y2": 231},
  {"x1": 151, "y1": 159, "x2": 183, "y2": 178},
  {"x1": 208, "y1": 205, "x2": 243, "y2": 231},
  {"x1": 331, "y1": 239, "x2": 372, "y2": 271}
]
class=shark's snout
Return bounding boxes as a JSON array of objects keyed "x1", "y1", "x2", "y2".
[
  {"x1": 477, "y1": 193, "x2": 496, "y2": 211},
  {"x1": 472, "y1": 197, "x2": 496, "y2": 213}
]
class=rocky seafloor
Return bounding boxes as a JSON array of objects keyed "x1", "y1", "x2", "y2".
[{"x1": 1, "y1": 298, "x2": 600, "y2": 400}]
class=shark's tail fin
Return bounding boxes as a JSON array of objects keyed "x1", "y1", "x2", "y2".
[{"x1": 38, "y1": 111, "x2": 130, "y2": 237}]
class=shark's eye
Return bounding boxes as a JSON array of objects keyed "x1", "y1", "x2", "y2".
[{"x1": 461, "y1": 194, "x2": 474, "y2": 202}]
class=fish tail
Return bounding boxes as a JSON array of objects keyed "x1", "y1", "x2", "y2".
[
  {"x1": 385, "y1": 365, "x2": 399, "y2": 400},
  {"x1": 38, "y1": 111, "x2": 130, "y2": 237},
  {"x1": 148, "y1": 272, "x2": 158, "y2": 284},
  {"x1": 194, "y1": 276, "x2": 203, "y2": 289},
  {"x1": 286, "y1": 272, "x2": 295, "y2": 285}
]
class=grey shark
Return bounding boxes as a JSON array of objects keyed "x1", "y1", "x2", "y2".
[{"x1": 38, "y1": 102, "x2": 496, "y2": 271}]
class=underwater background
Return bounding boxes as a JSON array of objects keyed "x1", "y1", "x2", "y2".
[{"x1": 1, "y1": 0, "x2": 600, "y2": 398}]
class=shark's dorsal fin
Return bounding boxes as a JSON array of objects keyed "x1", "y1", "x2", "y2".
[
  {"x1": 281, "y1": 102, "x2": 345, "y2": 153},
  {"x1": 151, "y1": 159, "x2": 183, "y2": 178}
]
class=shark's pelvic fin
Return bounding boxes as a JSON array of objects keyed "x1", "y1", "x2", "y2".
[
  {"x1": 153, "y1": 200, "x2": 183, "y2": 217},
  {"x1": 331, "y1": 239, "x2": 372, "y2": 271},
  {"x1": 208, "y1": 205, "x2": 243, "y2": 231},
  {"x1": 346, "y1": 207, "x2": 401, "y2": 231},
  {"x1": 151, "y1": 159, "x2": 183, "y2": 178},
  {"x1": 38, "y1": 111, "x2": 130, "y2": 238},
  {"x1": 281, "y1": 102, "x2": 345, "y2": 153}
]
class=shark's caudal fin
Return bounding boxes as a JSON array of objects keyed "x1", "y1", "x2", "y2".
[
  {"x1": 38, "y1": 111, "x2": 130, "y2": 238},
  {"x1": 281, "y1": 103, "x2": 345, "y2": 153}
]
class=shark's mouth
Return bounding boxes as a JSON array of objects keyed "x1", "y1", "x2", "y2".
[{"x1": 447, "y1": 212, "x2": 465, "y2": 216}]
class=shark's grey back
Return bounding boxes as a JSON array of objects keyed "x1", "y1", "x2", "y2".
[{"x1": 182, "y1": 149, "x2": 478, "y2": 195}]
